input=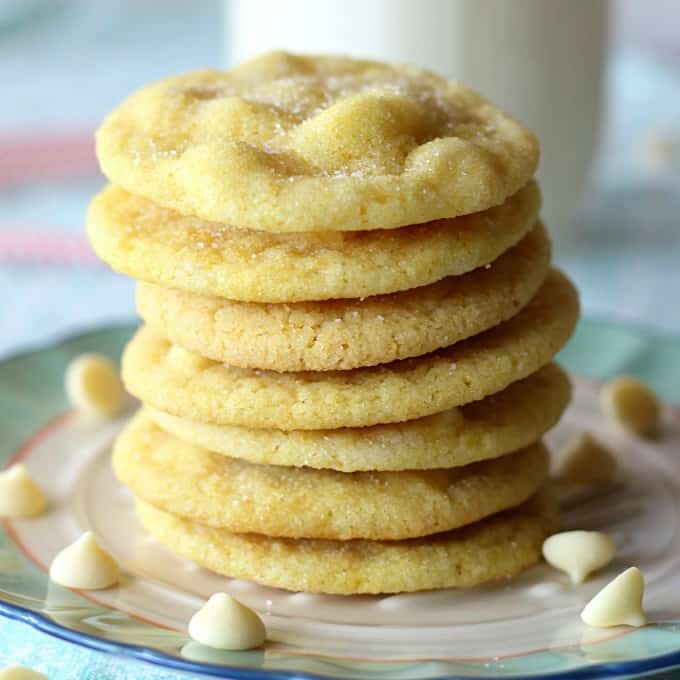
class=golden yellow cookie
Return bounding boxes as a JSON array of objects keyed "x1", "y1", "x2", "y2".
[
  {"x1": 114, "y1": 411, "x2": 549, "y2": 541},
  {"x1": 136, "y1": 491, "x2": 558, "y2": 594},
  {"x1": 88, "y1": 181, "x2": 539, "y2": 303},
  {"x1": 122, "y1": 270, "x2": 578, "y2": 430},
  {"x1": 96, "y1": 51, "x2": 539, "y2": 233},
  {"x1": 148, "y1": 364, "x2": 570, "y2": 471},
  {"x1": 137, "y1": 223, "x2": 550, "y2": 371}
]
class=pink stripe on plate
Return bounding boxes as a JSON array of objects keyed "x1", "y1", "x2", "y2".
[
  {"x1": 0, "y1": 231, "x2": 100, "y2": 265},
  {"x1": 0, "y1": 131, "x2": 99, "y2": 185}
]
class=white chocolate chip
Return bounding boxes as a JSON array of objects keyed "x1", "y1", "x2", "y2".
[
  {"x1": 65, "y1": 353, "x2": 125, "y2": 418},
  {"x1": 188, "y1": 592, "x2": 266, "y2": 650},
  {"x1": 581, "y1": 567, "x2": 647, "y2": 628},
  {"x1": 542, "y1": 531, "x2": 616, "y2": 584},
  {"x1": 552, "y1": 432, "x2": 618, "y2": 487},
  {"x1": 0, "y1": 666, "x2": 47, "y2": 679},
  {"x1": 601, "y1": 376, "x2": 660, "y2": 437},
  {"x1": 0, "y1": 465, "x2": 47, "y2": 518},
  {"x1": 49, "y1": 531, "x2": 120, "y2": 590}
]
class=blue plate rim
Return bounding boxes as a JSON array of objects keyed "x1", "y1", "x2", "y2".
[{"x1": 3, "y1": 598, "x2": 680, "y2": 680}]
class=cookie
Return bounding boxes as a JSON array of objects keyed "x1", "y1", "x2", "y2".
[
  {"x1": 114, "y1": 411, "x2": 549, "y2": 541},
  {"x1": 136, "y1": 491, "x2": 558, "y2": 594},
  {"x1": 137, "y1": 223, "x2": 550, "y2": 371},
  {"x1": 88, "y1": 181, "x2": 539, "y2": 304},
  {"x1": 122, "y1": 270, "x2": 578, "y2": 430},
  {"x1": 148, "y1": 364, "x2": 570, "y2": 471},
  {"x1": 96, "y1": 51, "x2": 539, "y2": 233}
]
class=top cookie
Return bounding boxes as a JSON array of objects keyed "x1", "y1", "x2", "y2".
[{"x1": 96, "y1": 51, "x2": 539, "y2": 232}]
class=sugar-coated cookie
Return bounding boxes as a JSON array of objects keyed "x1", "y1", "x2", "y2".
[
  {"x1": 148, "y1": 364, "x2": 570, "y2": 471},
  {"x1": 88, "y1": 181, "x2": 539, "y2": 303},
  {"x1": 114, "y1": 411, "x2": 548, "y2": 541},
  {"x1": 122, "y1": 270, "x2": 578, "y2": 430},
  {"x1": 137, "y1": 223, "x2": 550, "y2": 371},
  {"x1": 96, "y1": 52, "x2": 539, "y2": 233},
  {"x1": 136, "y1": 491, "x2": 558, "y2": 594}
]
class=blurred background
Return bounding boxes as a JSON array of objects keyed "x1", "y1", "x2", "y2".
[{"x1": 0, "y1": 0, "x2": 679, "y2": 359}]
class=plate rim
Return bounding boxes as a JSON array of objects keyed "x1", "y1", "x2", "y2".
[
  {"x1": 4, "y1": 588, "x2": 680, "y2": 680},
  {"x1": 2, "y1": 321, "x2": 680, "y2": 680}
]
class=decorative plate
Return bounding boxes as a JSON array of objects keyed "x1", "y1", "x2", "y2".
[{"x1": 1, "y1": 320, "x2": 680, "y2": 680}]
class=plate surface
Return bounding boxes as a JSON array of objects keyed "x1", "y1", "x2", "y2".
[{"x1": 1, "y1": 320, "x2": 680, "y2": 680}]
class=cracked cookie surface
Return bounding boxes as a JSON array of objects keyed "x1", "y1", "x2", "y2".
[
  {"x1": 96, "y1": 51, "x2": 539, "y2": 232},
  {"x1": 136, "y1": 491, "x2": 558, "y2": 594},
  {"x1": 137, "y1": 223, "x2": 550, "y2": 371},
  {"x1": 122, "y1": 270, "x2": 578, "y2": 430},
  {"x1": 147, "y1": 364, "x2": 569, "y2": 471},
  {"x1": 114, "y1": 411, "x2": 548, "y2": 541},
  {"x1": 88, "y1": 181, "x2": 539, "y2": 303}
]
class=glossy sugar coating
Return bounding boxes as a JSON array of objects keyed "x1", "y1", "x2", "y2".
[
  {"x1": 137, "y1": 223, "x2": 550, "y2": 371},
  {"x1": 113, "y1": 411, "x2": 549, "y2": 541},
  {"x1": 136, "y1": 491, "x2": 558, "y2": 594},
  {"x1": 148, "y1": 364, "x2": 569, "y2": 472},
  {"x1": 96, "y1": 51, "x2": 539, "y2": 233},
  {"x1": 122, "y1": 270, "x2": 579, "y2": 430},
  {"x1": 88, "y1": 181, "x2": 539, "y2": 303}
]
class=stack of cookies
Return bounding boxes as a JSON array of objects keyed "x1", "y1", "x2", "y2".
[{"x1": 88, "y1": 52, "x2": 579, "y2": 595}]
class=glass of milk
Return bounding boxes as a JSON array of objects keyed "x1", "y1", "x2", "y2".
[{"x1": 224, "y1": 0, "x2": 608, "y2": 245}]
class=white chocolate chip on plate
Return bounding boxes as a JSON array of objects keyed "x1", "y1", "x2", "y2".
[
  {"x1": 189, "y1": 592, "x2": 266, "y2": 650},
  {"x1": 542, "y1": 530, "x2": 616, "y2": 584},
  {"x1": 552, "y1": 432, "x2": 618, "y2": 487},
  {"x1": 65, "y1": 353, "x2": 125, "y2": 418},
  {"x1": 0, "y1": 464, "x2": 47, "y2": 518},
  {"x1": 581, "y1": 567, "x2": 647, "y2": 628},
  {"x1": 49, "y1": 531, "x2": 120, "y2": 590},
  {"x1": 0, "y1": 665, "x2": 48, "y2": 679},
  {"x1": 601, "y1": 376, "x2": 660, "y2": 437}
]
